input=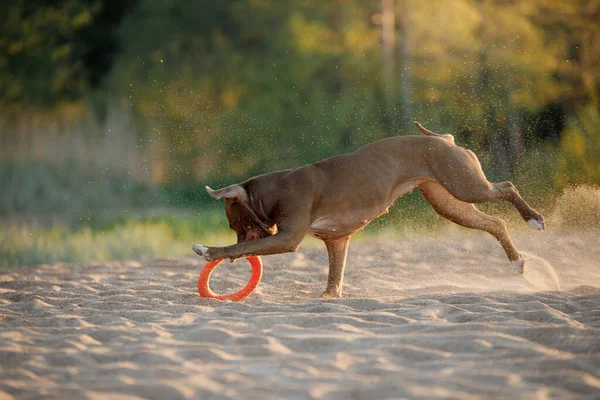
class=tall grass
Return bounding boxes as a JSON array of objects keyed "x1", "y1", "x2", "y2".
[
  {"x1": 0, "y1": 211, "x2": 234, "y2": 269},
  {"x1": 0, "y1": 162, "x2": 167, "y2": 216}
]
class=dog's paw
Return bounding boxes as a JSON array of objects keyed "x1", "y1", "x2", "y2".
[
  {"x1": 321, "y1": 290, "x2": 342, "y2": 299},
  {"x1": 527, "y1": 215, "x2": 545, "y2": 231},
  {"x1": 192, "y1": 244, "x2": 212, "y2": 261},
  {"x1": 511, "y1": 258, "x2": 525, "y2": 274}
]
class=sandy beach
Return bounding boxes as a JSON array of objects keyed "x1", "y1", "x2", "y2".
[{"x1": 1, "y1": 228, "x2": 600, "y2": 399}]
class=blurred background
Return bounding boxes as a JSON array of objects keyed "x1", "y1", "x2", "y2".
[{"x1": 1, "y1": 0, "x2": 599, "y2": 268}]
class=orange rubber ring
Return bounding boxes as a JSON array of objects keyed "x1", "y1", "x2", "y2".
[{"x1": 197, "y1": 256, "x2": 262, "y2": 301}]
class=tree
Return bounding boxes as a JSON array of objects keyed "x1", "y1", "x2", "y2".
[{"x1": 0, "y1": 0, "x2": 134, "y2": 107}]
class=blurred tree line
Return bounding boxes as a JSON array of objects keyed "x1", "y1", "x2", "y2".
[{"x1": 1, "y1": 0, "x2": 599, "y2": 198}]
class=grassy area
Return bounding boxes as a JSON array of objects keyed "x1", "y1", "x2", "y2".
[
  {"x1": 0, "y1": 209, "x2": 235, "y2": 269},
  {"x1": 0, "y1": 162, "x2": 236, "y2": 268}
]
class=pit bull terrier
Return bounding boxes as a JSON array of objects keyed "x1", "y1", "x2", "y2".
[{"x1": 193, "y1": 122, "x2": 545, "y2": 298}]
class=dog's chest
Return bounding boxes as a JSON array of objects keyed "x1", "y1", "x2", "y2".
[{"x1": 308, "y1": 208, "x2": 385, "y2": 239}]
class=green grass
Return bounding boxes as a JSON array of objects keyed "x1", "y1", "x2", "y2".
[
  {"x1": 0, "y1": 209, "x2": 235, "y2": 269},
  {"x1": 0, "y1": 162, "x2": 242, "y2": 268}
]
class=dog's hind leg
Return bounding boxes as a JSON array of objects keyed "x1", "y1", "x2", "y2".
[
  {"x1": 455, "y1": 180, "x2": 544, "y2": 231},
  {"x1": 489, "y1": 181, "x2": 545, "y2": 230},
  {"x1": 322, "y1": 236, "x2": 350, "y2": 298},
  {"x1": 432, "y1": 148, "x2": 545, "y2": 230},
  {"x1": 419, "y1": 181, "x2": 524, "y2": 273}
]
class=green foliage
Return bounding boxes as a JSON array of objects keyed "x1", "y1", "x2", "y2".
[
  {"x1": 0, "y1": 0, "x2": 136, "y2": 106},
  {"x1": 3, "y1": 0, "x2": 599, "y2": 184},
  {"x1": 0, "y1": 0, "x2": 100, "y2": 105},
  {"x1": 555, "y1": 105, "x2": 600, "y2": 188},
  {"x1": 103, "y1": 0, "x2": 600, "y2": 184}
]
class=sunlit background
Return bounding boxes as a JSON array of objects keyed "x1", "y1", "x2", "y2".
[{"x1": 1, "y1": 0, "x2": 599, "y2": 267}]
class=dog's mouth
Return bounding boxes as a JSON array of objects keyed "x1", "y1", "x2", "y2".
[{"x1": 237, "y1": 227, "x2": 275, "y2": 243}]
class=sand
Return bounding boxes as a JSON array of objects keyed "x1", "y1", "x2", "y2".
[{"x1": 1, "y1": 228, "x2": 600, "y2": 399}]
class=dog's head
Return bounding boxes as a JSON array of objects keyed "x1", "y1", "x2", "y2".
[{"x1": 206, "y1": 184, "x2": 276, "y2": 243}]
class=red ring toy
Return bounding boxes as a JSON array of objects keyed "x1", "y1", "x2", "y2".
[{"x1": 197, "y1": 256, "x2": 262, "y2": 301}]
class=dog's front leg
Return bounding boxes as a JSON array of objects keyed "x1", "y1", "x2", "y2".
[
  {"x1": 193, "y1": 230, "x2": 305, "y2": 262},
  {"x1": 322, "y1": 237, "x2": 350, "y2": 298}
]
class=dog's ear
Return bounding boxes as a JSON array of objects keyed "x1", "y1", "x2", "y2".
[
  {"x1": 205, "y1": 184, "x2": 249, "y2": 204},
  {"x1": 207, "y1": 184, "x2": 274, "y2": 231}
]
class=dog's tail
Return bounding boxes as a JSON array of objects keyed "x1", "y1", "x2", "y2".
[{"x1": 414, "y1": 121, "x2": 455, "y2": 144}]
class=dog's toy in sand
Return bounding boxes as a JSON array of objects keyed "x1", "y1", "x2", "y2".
[{"x1": 198, "y1": 256, "x2": 262, "y2": 301}]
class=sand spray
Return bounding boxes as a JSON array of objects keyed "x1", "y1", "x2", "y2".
[{"x1": 520, "y1": 251, "x2": 561, "y2": 291}]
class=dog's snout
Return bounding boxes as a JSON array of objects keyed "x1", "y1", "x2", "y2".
[
  {"x1": 235, "y1": 230, "x2": 261, "y2": 243},
  {"x1": 235, "y1": 227, "x2": 271, "y2": 243}
]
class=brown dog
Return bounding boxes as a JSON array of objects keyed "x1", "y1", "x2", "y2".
[{"x1": 194, "y1": 122, "x2": 545, "y2": 298}]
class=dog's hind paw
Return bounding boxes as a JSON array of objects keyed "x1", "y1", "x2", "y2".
[
  {"x1": 511, "y1": 258, "x2": 525, "y2": 274},
  {"x1": 321, "y1": 290, "x2": 342, "y2": 299},
  {"x1": 528, "y1": 218, "x2": 545, "y2": 231}
]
